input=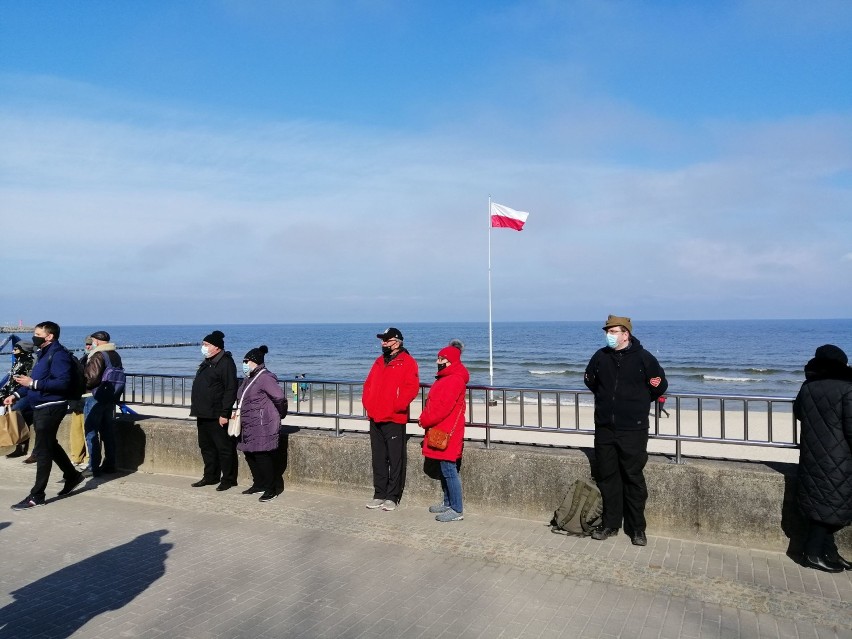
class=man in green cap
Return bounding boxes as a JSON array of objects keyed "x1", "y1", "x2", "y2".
[{"x1": 584, "y1": 314, "x2": 668, "y2": 546}]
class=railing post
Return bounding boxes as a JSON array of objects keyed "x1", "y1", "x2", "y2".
[{"x1": 484, "y1": 390, "x2": 491, "y2": 449}]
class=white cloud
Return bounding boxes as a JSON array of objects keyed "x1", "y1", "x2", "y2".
[{"x1": 2, "y1": 75, "x2": 851, "y2": 323}]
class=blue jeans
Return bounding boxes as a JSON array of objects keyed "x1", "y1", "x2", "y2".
[
  {"x1": 439, "y1": 460, "x2": 463, "y2": 513},
  {"x1": 82, "y1": 396, "x2": 95, "y2": 468},
  {"x1": 85, "y1": 400, "x2": 116, "y2": 473}
]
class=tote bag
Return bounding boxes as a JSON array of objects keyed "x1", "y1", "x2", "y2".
[
  {"x1": 0, "y1": 408, "x2": 29, "y2": 447},
  {"x1": 229, "y1": 370, "x2": 265, "y2": 437}
]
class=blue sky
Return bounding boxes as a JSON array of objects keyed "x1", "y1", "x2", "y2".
[{"x1": 1, "y1": 0, "x2": 851, "y2": 324}]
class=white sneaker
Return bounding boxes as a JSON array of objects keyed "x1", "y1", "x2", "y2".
[
  {"x1": 365, "y1": 498, "x2": 385, "y2": 509},
  {"x1": 381, "y1": 499, "x2": 397, "y2": 511}
]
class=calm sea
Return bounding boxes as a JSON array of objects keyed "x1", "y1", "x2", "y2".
[{"x1": 5, "y1": 320, "x2": 848, "y2": 399}]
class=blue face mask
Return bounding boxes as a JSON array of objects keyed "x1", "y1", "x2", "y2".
[
  {"x1": 201, "y1": 345, "x2": 210, "y2": 358},
  {"x1": 606, "y1": 333, "x2": 619, "y2": 349},
  {"x1": 242, "y1": 362, "x2": 251, "y2": 376}
]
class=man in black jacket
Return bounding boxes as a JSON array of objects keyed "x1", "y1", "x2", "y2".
[
  {"x1": 584, "y1": 315, "x2": 667, "y2": 546},
  {"x1": 189, "y1": 330, "x2": 238, "y2": 491}
]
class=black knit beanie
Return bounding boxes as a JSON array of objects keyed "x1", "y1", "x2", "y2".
[
  {"x1": 244, "y1": 345, "x2": 269, "y2": 364},
  {"x1": 814, "y1": 344, "x2": 848, "y2": 365},
  {"x1": 203, "y1": 330, "x2": 225, "y2": 349}
]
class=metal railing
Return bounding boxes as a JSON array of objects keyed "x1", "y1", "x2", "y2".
[{"x1": 123, "y1": 374, "x2": 798, "y2": 463}]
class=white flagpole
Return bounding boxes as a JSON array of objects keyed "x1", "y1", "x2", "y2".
[{"x1": 488, "y1": 195, "x2": 494, "y2": 389}]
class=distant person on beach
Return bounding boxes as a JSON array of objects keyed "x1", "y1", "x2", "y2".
[
  {"x1": 5, "y1": 321, "x2": 86, "y2": 509},
  {"x1": 418, "y1": 339, "x2": 468, "y2": 522},
  {"x1": 584, "y1": 315, "x2": 668, "y2": 546},
  {"x1": 793, "y1": 344, "x2": 852, "y2": 573},
  {"x1": 234, "y1": 345, "x2": 288, "y2": 503},
  {"x1": 362, "y1": 327, "x2": 420, "y2": 511},
  {"x1": 655, "y1": 396, "x2": 670, "y2": 418},
  {"x1": 83, "y1": 331, "x2": 123, "y2": 477},
  {"x1": 189, "y1": 330, "x2": 238, "y2": 492},
  {"x1": 1, "y1": 340, "x2": 35, "y2": 459}
]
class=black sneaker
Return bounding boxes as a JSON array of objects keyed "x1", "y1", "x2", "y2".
[
  {"x1": 631, "y1": 531, "x2": 648, "y2": 546},
  {"x1": 57, "y1": 472, "x2": 85, "y2": 497},
  {"x1": 191, "y1": 479, "x2": 218, "y2": 488},
  {"x1": 258, "y1": 491, "x2": 278, "y2": 503},
  {"x1": 11, "y1": 495, "x2": 44, "y2": 510},
  {"x1": 241, "y1": 486, "x2": 263, "y2": 495}
]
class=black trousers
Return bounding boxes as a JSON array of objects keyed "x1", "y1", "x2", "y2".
[
  {"x1": 369, "y1": 420, "x2": 407, "y2": 503},
  {"x1": 31, "y1": 404, "x2": 77, "y2": 500},
  {"x1": 244, "y1": 446, "x2": 285, "y2": 495},
  {"x1": 594, "y1": 426, "x2": 649, "y2": 533},
  {"x1": 804, "y1": 520, "x2": 844, "y2": 558},
  {"x1": 196, "y1": 417, "x2": 238, "y2": 485}
]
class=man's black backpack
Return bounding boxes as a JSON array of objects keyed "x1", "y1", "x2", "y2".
[{"x1": 550, "y1": 479, "x2": 604, "y2": 536}]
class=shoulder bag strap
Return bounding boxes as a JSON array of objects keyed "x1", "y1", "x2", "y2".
[{"x1": 237, "y1": 369, "x2": 265, "y2": 410}]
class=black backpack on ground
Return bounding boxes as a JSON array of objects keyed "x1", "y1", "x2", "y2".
[{"x1": 550, "y1": 479, "x2": 604, "y2": 536}]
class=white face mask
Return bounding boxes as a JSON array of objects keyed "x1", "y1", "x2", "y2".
[{"x1": 201, "y1": 345, "x2": 210, "y2": 358}]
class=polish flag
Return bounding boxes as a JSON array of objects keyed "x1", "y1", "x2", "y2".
[{"x1": 490, "y1": 202, "x2": 529, "y2": 231}]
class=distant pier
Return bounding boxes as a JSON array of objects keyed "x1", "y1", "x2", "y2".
[{"x1": 1, "y1": 325, "x2": 34, "y2": 333}]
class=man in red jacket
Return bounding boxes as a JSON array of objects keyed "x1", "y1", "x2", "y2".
[{"x1": 362, "y1": 327, "x2": 420, "y2": 511}]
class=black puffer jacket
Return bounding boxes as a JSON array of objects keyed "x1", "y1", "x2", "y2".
[
  {"x1": 793, "y1": 357, "x2": 852, "y2": 525},
  {"x1": 0, "y1": 352, "x2": 35, "y2": 399},
  {"x1": 584, "y1": 336, "x2": 668, "y2": 430},
  {"x1": 190, "y1": 351, "x2": 238, "y2": 420}
]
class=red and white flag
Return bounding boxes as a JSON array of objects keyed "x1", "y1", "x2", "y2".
[{"x1": 490, "y1": 202, "x2": 529, "y2": 231}]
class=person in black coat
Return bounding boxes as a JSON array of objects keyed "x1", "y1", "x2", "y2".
[
  {"x1": 584, "y1": 314, "x2": 668, "y2": 547},
  {"x1": 793, "y1": 344, "x2": 852, "y2": 572},
  {"x1": 189, "y1": 330, "x2": 238, "y2": 491}
]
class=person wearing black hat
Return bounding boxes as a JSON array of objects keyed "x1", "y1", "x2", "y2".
[
  {"x1": 234, "y1": 346, "x2": 288, "y2": 502},
  {"x1": 362, "y1": 327, "x2": 420, "y2": 511},
  {"x1": 189, "y1": 331, "x2": 239, "y2": 491},
  {"x1": 584, "y1": 314, "x2": 668, "y2": 546},
  {"x1": 793, "y1": 344, "x2": 852, "y2": 573},
  {"x1": 1, "y1": 340, "x2": 35, "y2": 458},
  {"x1": 82, "y1": 331, "x2": 123, "y2": 476}
]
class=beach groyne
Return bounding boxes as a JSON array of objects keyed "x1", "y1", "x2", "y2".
[{"x1": 50, "y1": 413, "x2": 851, "y2": 554}]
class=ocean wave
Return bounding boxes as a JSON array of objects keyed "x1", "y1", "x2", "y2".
[
  {"x1": 703, "y1": 375, "x2": 761, "y2": 383},
  {"x1": 528, "y1": 369, "x2": 583, "y2": 376}
]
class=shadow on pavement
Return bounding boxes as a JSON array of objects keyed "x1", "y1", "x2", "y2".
[{"x1": 0, "y1": 529, "x2": 172, "y2": 638}]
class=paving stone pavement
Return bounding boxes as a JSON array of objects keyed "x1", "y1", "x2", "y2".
[{"x1": 1, "y1": 457, "x2": 851, "y2": 639}]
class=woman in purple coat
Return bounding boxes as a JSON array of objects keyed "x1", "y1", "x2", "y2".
[{"x1": 235, "y1": 346, "x2": 288, "y2": 503}]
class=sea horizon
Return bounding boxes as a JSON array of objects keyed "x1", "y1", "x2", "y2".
[{"x1": 4, "y1": 319, "x2": 849, "y2": 399}]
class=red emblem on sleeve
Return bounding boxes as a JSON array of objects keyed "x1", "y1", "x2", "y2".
[{"x1": 650, "y1": 377, "x2": 661, "y2": 388}]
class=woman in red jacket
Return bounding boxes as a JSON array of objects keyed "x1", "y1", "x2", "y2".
[{"x1": 418, "y1": 341, "x2": 469, "y2": 522}]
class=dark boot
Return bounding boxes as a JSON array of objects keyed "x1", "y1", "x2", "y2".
[{"x1": 802, "y1": 554, "x2": 844, "y2": 573}]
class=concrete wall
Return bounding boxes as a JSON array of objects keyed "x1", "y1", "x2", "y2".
[{"x1": 60, "y1": 415, "x2": 850, "y2": 554}]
